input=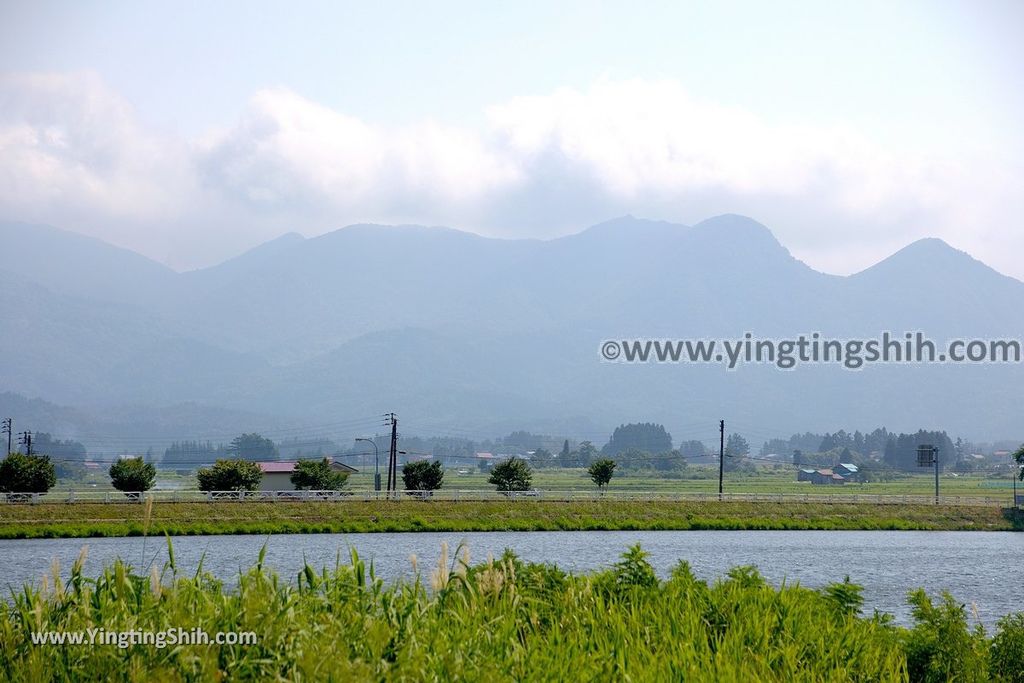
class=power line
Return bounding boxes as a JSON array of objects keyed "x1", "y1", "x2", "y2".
[{"x1": 24, "y1": 415, "x2": 389, "y2": 444}]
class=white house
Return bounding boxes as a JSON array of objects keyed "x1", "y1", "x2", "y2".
[{"x1": 257, "y1": 460, "x2": 358, "y2": 491}]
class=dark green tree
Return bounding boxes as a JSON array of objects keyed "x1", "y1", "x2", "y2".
[
  {"x1": 402, "y1": 460, "x2": 444, "y2": 491},
  {"x1": 196, "y1": 459, "x2": 263, "y2": 491},
  {"x1": 278, "y1": 437, "x2": 339, "y2": 460},
  {"x1": 109, "y1": 457, "x2": 156, "y2": 493},
  {"x1": 853, "y1": 431, "x2": 866, "y2": 456},
  {"x1": 1014, "y1": 444, "x2": 1024, "y2": 481},
  {"x1": 502, "y1": 431, "x2": 543, "y2": 451},
  {"x1": 573, "y1": 440, "x2": 599, "y2": 468},
  {"x1": 32, "y1": 433, "x2": 86, "y2": 460},
  {"x1": 724, "y1": 433, "x2": 751, "y2": 472},
  {"x1": 531, "y1": 447, "x2": 554, "y2": 469},
  {"x1": 759, "y1": 438, "x2": 790, "y2": 457},
  {"x1": 679, "y1": 440, "x2": 707, "y2": 460},
  {"x1": 488, "y1": 457, "x2": 533, "y2": 492},
  {"x1": 614, "y1": 447, "x2": 645, "y2": 469},
  {"x1": 291, "y1": 458, "x2": 349, "y2": 490},
  {"x1": 588, "y1": 458, "x2": 616, "y2": 490},
  {"x1": 603, "y1": 423, "x2": 672, "y2": 456},
  {"x1": 726, "y1": 433, "x2": 750, "y2": 456},
  {"x1": 228, "y1": 433, "x2": 278, "y2": 460},
  {"x1": 0, "y1": 453, "x2": 57, "y2": 493},
  {"x1": 661, "y1": 449, "x2": 686, "y2": 472},
  {"x1": 882, "y1": 430, "x2": 956, "y2": 471},
  {"x1": 163, "y1": 441, "x2": 227, "y2": 468}
]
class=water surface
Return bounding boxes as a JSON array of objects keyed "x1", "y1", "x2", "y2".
[{"x1": 1, "y1": 530, "x2": 1019, "y2": 627}]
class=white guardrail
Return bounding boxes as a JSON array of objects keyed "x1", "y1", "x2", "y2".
[{"x1": 0, "y1": 490, "x2": 1017, "y2": 507}]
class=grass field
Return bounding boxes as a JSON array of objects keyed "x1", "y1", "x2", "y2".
[
  {"x1": 56, "y1": 465, "x2": 1022, "y2": 500},
  {"x1": 1, "y1": 499, "x2": 1020, "y2": 538},
  {"x1": 2, "y1": 542, "x2": 1022, "y2": 681},
  {"x1": 305, "y1": 465, "x2": 1024, "y2": 499}
]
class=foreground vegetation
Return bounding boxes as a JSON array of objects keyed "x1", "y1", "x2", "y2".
[
  {"x1": 1, "y1": 542, "x2": 1022, "y2": 681},
  {"x1": 0, "y1": 500, "x2": 1019, "y2": 538}
]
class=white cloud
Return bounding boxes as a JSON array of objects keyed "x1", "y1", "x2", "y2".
[
  {"x1": 0, "y1": 72, "x2": 192, "y2": 221},
  {"x1": 486, "y1": 79, "x2": 957, "y2": 223},
  {"x1": 0, "y1": 72, "x2": 1021, "y2": 278},
  {"x1": 198, "y1": 87, "x2": 520, "y2": 212}
]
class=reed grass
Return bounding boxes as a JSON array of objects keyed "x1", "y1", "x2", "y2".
[{"x1": 1, "y1": 541, "x2": 1021, "y2": 681}]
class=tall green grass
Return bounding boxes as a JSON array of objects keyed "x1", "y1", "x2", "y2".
[
  {"x1": 1, "y1": 500, "x2": 1018, "y2": 539},
  {"x1": 1, "y1": 542, "x2": 1021, "y2": 681}
]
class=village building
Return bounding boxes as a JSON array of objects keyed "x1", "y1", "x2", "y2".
[{"x1": 257, "y1": 460, "x2": 357, "y2": 491}]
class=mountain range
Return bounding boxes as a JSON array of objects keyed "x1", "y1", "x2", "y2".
[{"x1": 1, "y1": 215, "x2": 1021, "y2": 452}]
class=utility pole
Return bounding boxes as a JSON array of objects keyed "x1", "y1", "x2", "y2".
[
  {"x1": 718, "y1": 419, "x2": 725, "y2": 501},
  {"x1": 385, "y1": 413, "x2": 398, "y2": 495},
  {"x1": 391, "y1": 416, "x2": 399, "y2": 494},
  {"x1": 1, "y1": 418, "x2": 11, "y2": 455},
  {"x1": 18, "y1": 431, "x2": 32, "y2": 456}
]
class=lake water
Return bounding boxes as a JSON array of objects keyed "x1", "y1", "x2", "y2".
[{"x1": 1, "y1": 530, "x2": 1019, "y2": 627}]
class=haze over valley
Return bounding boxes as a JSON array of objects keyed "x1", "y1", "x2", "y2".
[{"x1": 3, "y1": 214, "x2": 1021, "y2": 451}]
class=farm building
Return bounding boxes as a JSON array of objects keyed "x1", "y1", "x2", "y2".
[
  {"x1": 834, "y1": 463, "x2": 859, "y2": 480},
  {"x1": 797, "y1": 468, "x2": 846, "y2": 485},
  {"x1": 257, "y1": 460, "x2": 358, "y2": 491}
]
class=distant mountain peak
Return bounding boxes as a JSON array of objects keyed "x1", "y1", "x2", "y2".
[
  {"x1": 852, "y1": 236, "x2": 1015, "y2": 284},
  {"x1": 688, "y1": 213, "x2": 791, "y2": 256},
  {"x1": 691, "y1": 213, "x2": 777, "y2": 238},
  {"x1": 895, "y1": 237, "x2": 961, "y2": 258}
]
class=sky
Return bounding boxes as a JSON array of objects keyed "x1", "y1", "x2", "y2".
[{"x1": 1, "y1": 0, "x2": 1022, "y2": 277}]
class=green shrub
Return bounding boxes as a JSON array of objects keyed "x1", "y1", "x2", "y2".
[
  {"x1": 990, "y1": 613, "x2": 1024, "y2": 682},
  {"x1": 196, "y1": 459, "x2": 263, "y2": 491},
  {"x1": 290, "y1": 458, "x2": 348, "y2": 490},
  {"x1": 402, "y1": 460, "x2": 444, "y2": 491},
  {"x1": 488, "y1": 457, "x2": 532, "y2": 492},
  {"x1": 904, "y1": 588, "x2": 989, "y2": 682},
  {"x1": 0, "y1": 452, "x2": 56, "y2": 493},
  {"x1": 587, "y1": 458, "x2": 617, "y2": 489},
  {"x1": 822, "y1": 575, "x2": 866, "y2": 617},
  {"x1": 612, "y1": 543, "x2": 659, "y2": 590},
  {"x1": 108, "y1": 457, "x2": 156, "y2": 493}
]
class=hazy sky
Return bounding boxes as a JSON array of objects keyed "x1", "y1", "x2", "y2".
[{"x1": 1, "y1": 0, "x2": 1022, "y2": 277}]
